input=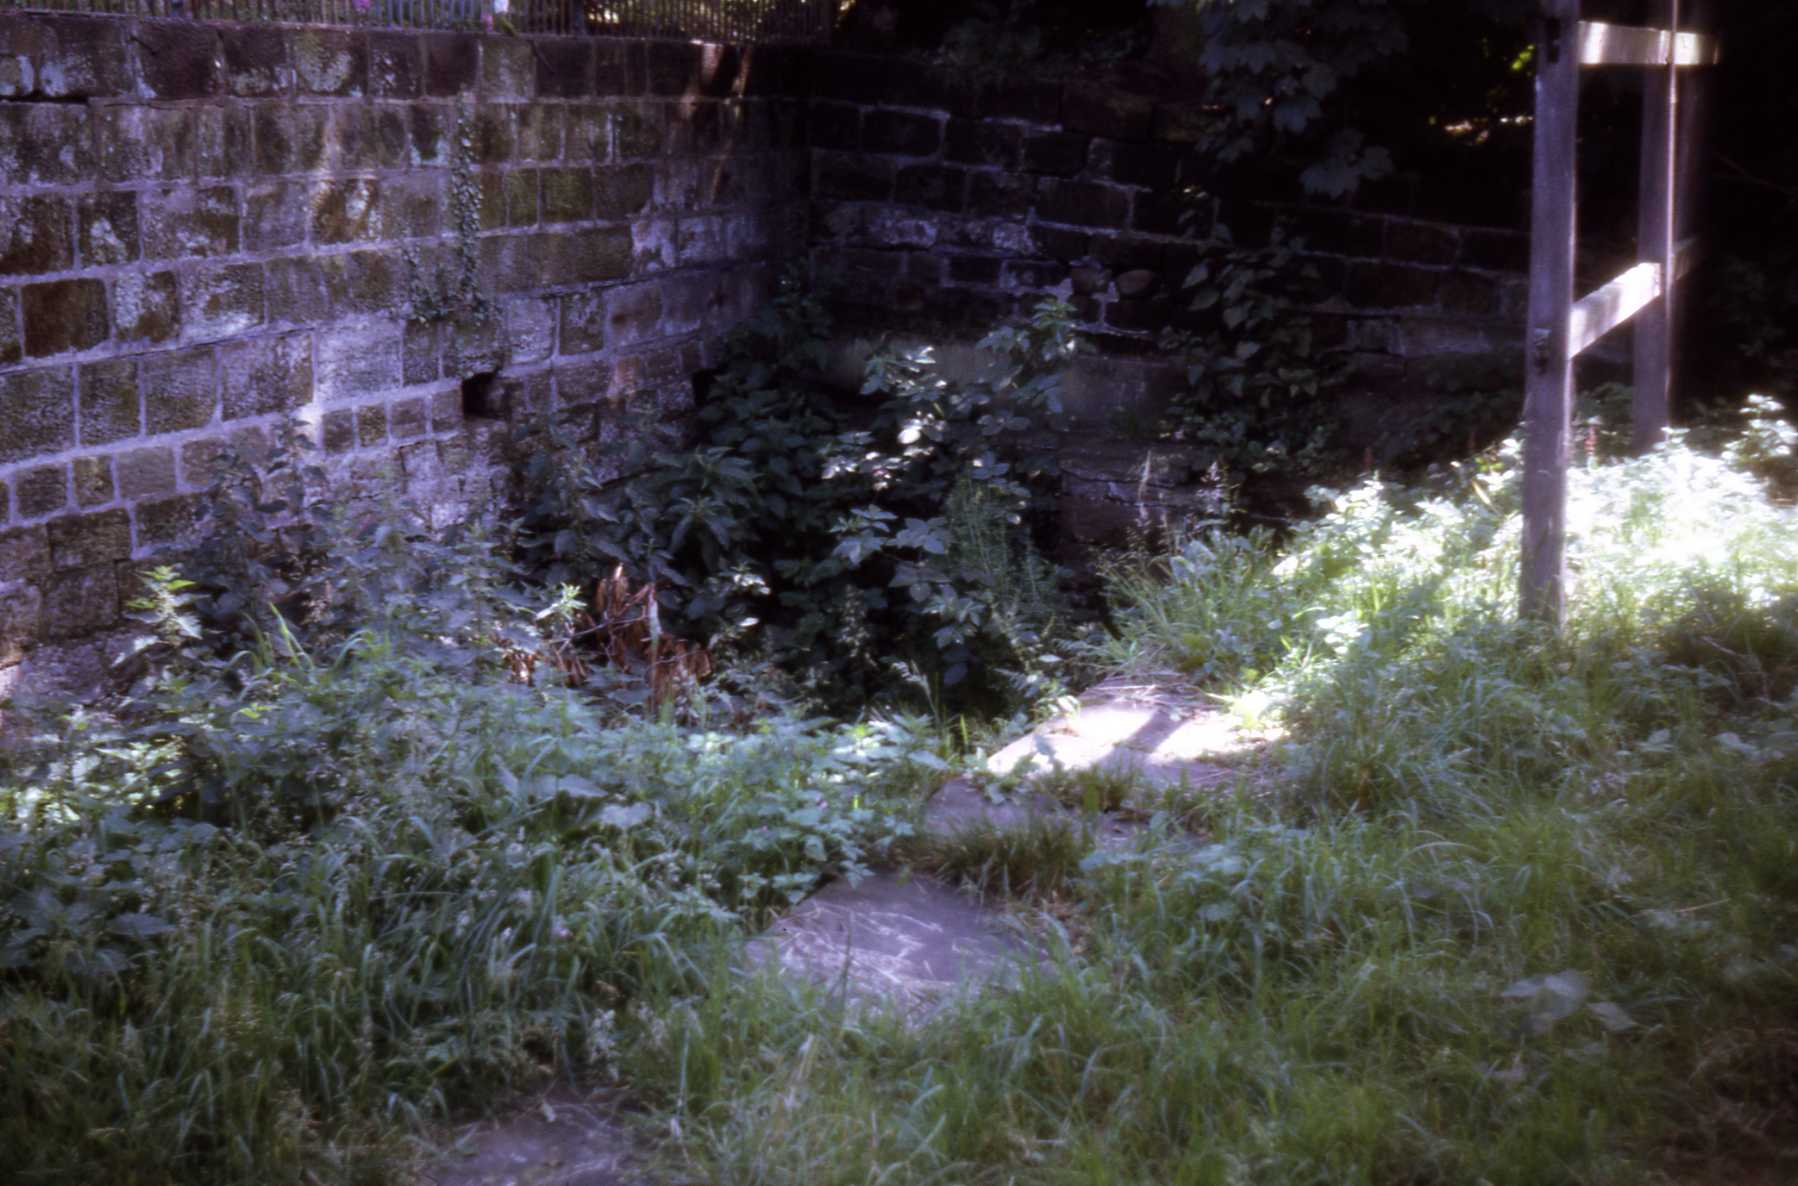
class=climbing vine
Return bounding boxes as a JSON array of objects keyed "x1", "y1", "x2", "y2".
[{"x1": 403, "y1": 99, "x2": 496, "y2": 331}]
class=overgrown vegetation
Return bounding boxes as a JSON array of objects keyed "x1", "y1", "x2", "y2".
[
  {"x1": 605, "y1": 399, "x2": 1798, "y2": 1185},
  {"x1": 513, "y1": 277, "x2": 1084, "y2": 716},
  {"x1": 5, "y1": 380, "x2": 1795, "y2": 1182},
  {"x1": 0, "y1": 447, "x2": 945, "y2": 1182}
]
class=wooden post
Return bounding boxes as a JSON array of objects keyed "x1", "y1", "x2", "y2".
[
  {"x1": 1631, "y1": 0, "x2": 1679, "y2": 455},
  {"x1": 1521, "y1": 0, "x2": 1582, "y2": 626}
]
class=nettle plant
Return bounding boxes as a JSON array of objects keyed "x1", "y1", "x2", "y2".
[
  {"x1": 516, "y1": 279, "x2": 1079, "y2": 714},
  {"x1": 1157, "y1": 220, "x2": 1351, "y2": 480}
]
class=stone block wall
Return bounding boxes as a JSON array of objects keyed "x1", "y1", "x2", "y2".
[
  {"x1": 0, "y1": 12, "x2": 809, "y2": 698},
  {"x1": 803, "y1": 49, "x2": 1531, "y2": 382}
]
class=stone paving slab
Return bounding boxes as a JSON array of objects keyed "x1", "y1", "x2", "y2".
[
  {"x1": 417, "y1": 1087, "x2": 649, "y2": 1186},
  {"x1": 987, "y1": 676, "x2": 1240, "y2": 794},
  {"x1": 743, "y1": 869, "x2": 1041, "y2": 1020}
]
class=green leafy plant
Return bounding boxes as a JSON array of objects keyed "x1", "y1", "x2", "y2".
[
  {"x1": 514, "y1": 277, "x2": 1085, "y2": 715},
  {"x1": 1157, "y1": 222, "x2": 1351, "y2": 480}
]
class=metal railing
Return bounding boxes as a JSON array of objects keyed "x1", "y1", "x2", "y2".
[{"x1": 0, "y1": 0, "x2": 833, "y2": 41}]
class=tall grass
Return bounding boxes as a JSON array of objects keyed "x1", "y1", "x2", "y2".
[
  {"x1": 612, "y1": 405, "x2": 1798, "y2": 1185},
  {"x1": 0, "y1": 499, "x2": 942, "y2": 1182}
]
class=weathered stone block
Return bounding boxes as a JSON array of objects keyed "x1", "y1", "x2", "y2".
[
  {"x1": 182, "y1": 264, "x2": 265, "y2": 340},
  {"x1": 314, "y1": 322, "x2": 402, "y2": 404},
  {"x1": 0, "y1": 366, "x2": 74, "y2": 464},
  {"x1": 442, "y1": 315, "x2": 504, "y2": 378},
  {"x1": 1347, "y1": 262, "x2": 1441, "y2": 310},
  {"x1": 949, "y1": 255, "x2": 1001, "y2": 285},
  {"x1": 325, "y1": 104, "x2": 401, "y2": 170},
  {"x1": 386, "y1": 173, "x2": 447, "y2": 240},
  {"x1": 321, "y1": 407, "x2": 355, "y2": 453},
  {"x1": 311, "y1": 178, "x2": 383, "y2": 244},
  {"x1": 1063, "y1": 85, "x2": 1155, "y2": 141},
  {"x1": 141, "y1": 347, "x2": 218, "y2": 435},
  {"x1": 504, "y1": 170, "x2": 539, "y2": 227},
  {"x1": 968, "y1": 172, "x2": 1033, "y2": 219},
  {"x1": 91, "y1": 106, "x2": 191, "y2": 183},
  {"x1": 0, "y1": 195, "x2": 72, "y2": 276},
  {"x1": 39, "y1": 562, "x2": 117, "y2": 637},
  {"x1": 1106, "y1": 142, "x2": 1190, "y2": 191},
  {"x1": 355, "y1": 402, "x2": 387, "y2": 446},
  {"x1": 1024, "y1": 132, "x2": 1090, "y2": 178},
  {"x1": 1386, "y1": 219, "x2": 1458, "y2": 266},
  {"x1": 116, "y1": 446, "x2": 176, "y2": 500},
  {"x1": 1439, "y1": 270, "x2": 1501, "y2": 316},
  {"x1": 603, "y1": 282, "x2": 664, "y2": 349},
  {"x1": 1036, "y1": 179, "x2": 1131, "y2": 229},
  {"x1": 564, "y1": 103, "x2": 610, "y2": 161},
  {"x1": 75, "y1": 193, "x2": 138, "y2": 268},
  {"x1": 0, "y1": 104, "x2": 92, "y2": 185},
  {"x1": 0, "y1": 524, "x2": 49, "y2": 579},
  {"x1": 15, "y1": 463, "x2": 67, "y2": 518},
  {"x1": 220, "y1": 332, "x2": 311, "y2": 419},
  {"x1": 389, "y1": 396, "x2": 427, "y2": 440},
  {"x1": 554, "y1": 357, "x2": 611, "y2": 408},
  {"x1": 407, "y1": 103, "x2": 448, "y2": 166},
  {"x1": 473, "y1": 103, "x2": 515, "y2": 163},
  {"x1": 646, "y1": 40, "x2": 702, "y2": 96},
  {"x1": 535, "y1": 38, "x2": 591, "y2": 97},
  {"x1": 402, "y1": 319, "x2": 440, "y2": 383},
  {"x1": 427, "y1": 386, "x2": 461, "y2": 431},
  {"x1": 480, "y1": 37, "x2": 532, "y2": 98},
  {"x1": 24, "y1": 279, "x2": 108, "y2": 358},
  {"x1": 593, "y1": 40, "x2": 645, "y2": 96},
  {"x1": 133, "y1": 493, "x2": 204, "y2": 553},
  {"x1": 72, "y1": 455, "x2": 113, "y2": 507},
  {"x1": 675, "y1": 101, "x2": 723, "y2": 156},
  {"x1": 177, "y1": 437, "x2": 227, "y2": 487},
  {"x1": 810, "y1": 101, "x2": 859, "y2": 151},
  {"x1": 503, "y1": 296, "x2": 556, "y2": 365},
  {"x1": 979, "y1": 78, "x2": 1060, "y2": 122},
  {"x1": 0, "y1": 582, "x2": 40, "y2": 665},
  {"x1": 425, "y1": 32, "x2": 478, "y2": 96},
  {"x1": 242, "y1": 182, "x2": 308, "y2": 253},
  {"x1": 862, "y1": 109, "x2": 940, "y2": 157},
  {"x1": 142, "y1": 186, "x2": 239, "y2": 260},
  {"x1": 134, "y1": 22, "x2": 221, "y2": 100},
  {"x1": 595, "y1": 163, "x2": 654, "y2": 219},
  {"x1": 293, "y1": 29, "x2": 364, "y2": 96},
  {"x1": 265, "y1": 256, "x2": 331, "y2": 325},
  {"x1": 558, "y1": 290, "x2": 606, "y2": 355},
  {"x1": 549, "y1": 228, "x2": 633, "y2": 286},
  {"x1": 222, "y1": 25, "x2": 291, "y2": 96},
  {"x1": 194, "y1": 105, "x2": 256, "y2": 180},
  {"x1": 368, "y1": 32, "x2": 420, "y2": 97},
  {"x1": 612, "y1": 102, "x2": 663, "y2": 158},
  {"x1": 539, "y1": 167, "x2": 591, "y2": 223},
  {"x1": 817, "y1": 152, "x2": 892, "y2": 202},
  {"x1": 48, "y1": 508, "x2": 129, "y2": 570},
  {"x1": 943, "y1": 118, "x2": 1021, "y2": 169},
  {"x1": 517, "y1": 101, "x2": 564, "y2": 161},
  {"x1": 254, "y1": 105, "x2": 329, "y2": 175},
  {"x1": 0, "y1": 14, "x2": 132, "y2": 100},
  {"x1": 78, "y1": 358, "x2": 140, "y2": 446},
  {"x1": 0, "y1": 288, "x2": 18, "y2": 366},
  {"x1": 894, "y1": 165, "x2": 966, "y2": 213},
  {"x1": 321, "y1": 250, "x2": 400, "y2": 316},
  {"x1": 1458, "y1": 228, "x2": 1529, "y2": 272}
]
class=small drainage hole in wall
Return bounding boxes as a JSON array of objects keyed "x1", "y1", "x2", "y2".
[{"x1": 461, "y1": 371, "x2": 503, "y2": 420}]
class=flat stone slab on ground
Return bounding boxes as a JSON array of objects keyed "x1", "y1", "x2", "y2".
[
  {"x1": 923, "y1": 776, "x2": 1151, "y2": 854},
  {"x1": 416, "y1": 1086, "x2": 648, "y2": 1186},
  {"x1": 745, "y1": 870, "x2": 1039, "y2": 1021},
  {"x1": 987, "y1": 676, "x2": 1240, "y2": 794}
]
